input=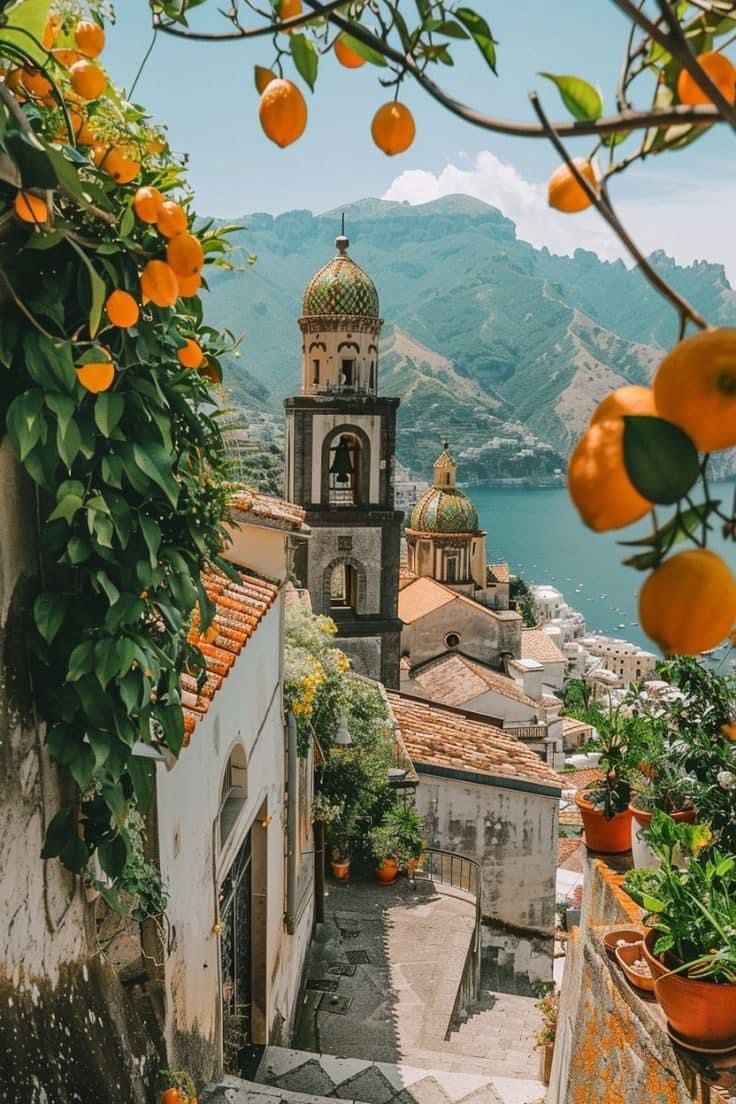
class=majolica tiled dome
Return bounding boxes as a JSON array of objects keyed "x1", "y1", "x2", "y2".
[
  {"x1": 303, "y1": 236, "x2": 379, "y2": 318},
  {"x1": 409, "y1": 486, "x2": 479, "y2": 534}
]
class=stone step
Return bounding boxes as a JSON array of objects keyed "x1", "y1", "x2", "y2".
[
  {"x1": 202, "y1": 1074, "x2": 373, "y2": 1104},
  {"x1": 249, "y1": 1045, "x2": 546, "y2": 1104}
]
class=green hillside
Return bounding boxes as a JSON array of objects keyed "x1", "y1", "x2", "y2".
[{"x1": 203, "y1": 196, "x2": 736, "y2": 480}]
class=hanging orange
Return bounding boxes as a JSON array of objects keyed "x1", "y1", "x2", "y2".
[
  {"x1": 14, "y1": 190, "x2": 48, "y2": 224},
  {"x1": 100, "y1": 146, "x2": 140, "y2": 184},
  {"x1": 258, "y1": 79, "x2": 307, "y2": 148},
  {"x1": 654, "y1": 327, "x2": 736, "y2": 451},
  {"x1": 156, "y1": 200, "x2": 188, "y2": 239},
  {"x1": 567, "y1": 418, "x2": 651, "y2": 531},
  {"x1": 371, "y1": 101, "x2": 415, "y2": 156},
  {"x1": 42, "y1": 15, "x2": 61, "y2": 49},
  {"x1": 52, "y1": 48, "x2": 83, "y2": 69},
  {"x1": 278, "y1": 0, "x2": 302, "y2": 27},
  {"x1": 105, "y1": 290, "x2": 139, "y2": 328},
  {"x1": 590, "y1": 385, "x2": 658, "y2": 425},
  {"x1": 69, "y1": 59, "x2": 106, "y2": 100},
  {"x1": 140, "y1": 260, "x2": 179, "y2": 308},
  {"x1": 677, "y1": 50, "x2": 736, "y2": 106},
  {"x1": 639, "y1": 549, "x2": 736, "y2": 654},
  {"x1": 177, "y1": 339, "x2": 204, "y2": 369},
  {"x1": 76, "y1": 353, "x2": 115, "y2": 393},
  {"x1": 74, "y1": 20, "x2": 105, "y2": 59},
  {"x1": 548, "y1": 159, "x2": 598, "y2": 213},
  {"x1": 146, "y1": 136, "x2": 167, "y2": 155},
  {"x1": 22, "y1": 68, "x2": 53, "y2": 98},
  {"x1": 133, "y1": 185, "x2": 163, "y2": 223},
  {"x1": 177, "y1": 273, "x2": 202, "y2": 298},
  {"x1": 334, "y1": 35, "x2": 365, "y2": 68},
  {"x1": 73, "y1": 113, "x2": 96, "y2": 146},
  {"x1": 166, "y1": 232, "x2": 204, "y2": 277}
]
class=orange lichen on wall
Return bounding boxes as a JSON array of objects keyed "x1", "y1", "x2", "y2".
[{"x1": 590, "y1": 858, "x2": 643, "y2": 926}]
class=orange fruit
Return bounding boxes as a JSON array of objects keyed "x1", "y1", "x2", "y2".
[
  {"x1": 22, "y1": 68, "x2": 53, "y2": 98},
  {"x1": 100, "y1": 146, "x2": 140, "y2": 184},
  {"x1": 14, "y1": 190, "x2": 48, "y2": 224},
  {"x1": 105, "y1": 290, "x2": 139, "y2": 328},
  {"x1": 278, "y1": 0, "x2": 302, "y2": 26},
  {"x1": 74, "y1": 113, "x2": 96, "y2": 146},
  {"x1": 166, "y1": 232, "x2": 204, "y2": 277},
  {"x1": 74, "y1": 20, "x2": 105, "y2": 59},
  {"x1": 255, "y1": 67, "x2": 276, "y2": 93},
  {"x1": 590, "y1": 385, "x2": 658, "y2": 425},
  {"x1": 147, "y1": 136, "x2": 167, "y2": 155},
  {"x1": 140, "y1": 260, "x2": 179, "y2": 308},
  {"x1": 567, "y1": 418, "x2": 651, "y2": 531},
  {"x1": 177, "y1": 339, "x2": 204, "y2": 369},
  {"x1": 160, "y1": 1091, "x2": 181, "y2": 1104},
  {"x1": 371, "y1": 101, "x2": 415, "y2": 156},
  {"x1": 52, "y1": 48, "x2": 83, "y2": 69},
  {"x1": 677, "y1": 50, "x2": 736, "y2": 106},
  {"x1": 639, "y1": 549, "x2": 736, "y2": 655},
  {"x1": 334, "y1": 35, "x2": 365, "y2": 68},
  {"x1": 42, "y1": 15, "x2": 61, "y2": 49},
  {"x1": 156, "y1": 200, "x2": 188, "y2": 239},
  {"x1": 177, "y1": 273, "x2": 202, "y2": 298},
  {"x1": 654, "y1": 328, "x2": 736, "y2": 452},
  {"x1": 69, "y1": 59, "x2": 106, "y2": 100},
  {"x1": 76, "y1": 354, "x2": 115, "y2": 393},
  {"x1": 548, "y1": 158, "x2": 598, "y2": 213},
  {"x1": 258, "y1": 79, "x2": 307, "y2": 148},
  {"x1": 133, "y1": 185, "x2": 163, "y2": 223}
]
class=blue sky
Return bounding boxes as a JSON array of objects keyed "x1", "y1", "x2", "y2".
[{"x1": 105, "y1": 1, "x2": 736, "y2": 278}]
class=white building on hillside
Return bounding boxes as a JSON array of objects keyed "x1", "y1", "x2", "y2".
[
  {"x1": 530, "y1": 584, "x2": 586, "y2": 641},
  {"x1": 579, "y1": 634, "x2": 657, "y2": 685}
]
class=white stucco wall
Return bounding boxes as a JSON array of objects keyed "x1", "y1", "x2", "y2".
[{"x1": 156, "y1": 595, "x2": 314, "y2": 1068}]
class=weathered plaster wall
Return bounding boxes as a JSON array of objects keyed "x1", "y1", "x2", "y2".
[
  {"x1": 157, "y1": 596, "x2": 314, "y2": 1082},
  {"x1": 549, "y1": 857, "x2": 706, "y2": 1104},
  {"x1": 403, "y1": 601, "x2": 518, "y2": 670},
  {"x1": 0, "y1": 441, "x2": 158, "y2": 1102},
  {"x1": 416, "y1": 770, "x2": 558, "y2": 982},
  {"x1": 307, "y1": 525, "x2": 382, "y2": 616}
]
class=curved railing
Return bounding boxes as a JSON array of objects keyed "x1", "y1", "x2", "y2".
[{"x1": 413, "y1": 848, "x2": 482, "y2": 1034}]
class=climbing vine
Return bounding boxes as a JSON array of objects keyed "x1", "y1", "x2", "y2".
[{"x1": 0, "y1": 0, "x2": 237, "y2": 909}]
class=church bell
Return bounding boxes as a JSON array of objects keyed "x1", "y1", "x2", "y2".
[{"x1": 329, "y1": 436, "x2": 354, "y2": 484}]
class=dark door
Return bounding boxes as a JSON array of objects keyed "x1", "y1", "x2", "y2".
[{"x1": 220, "y1": 831, "x2": 252, "y2": 1068}]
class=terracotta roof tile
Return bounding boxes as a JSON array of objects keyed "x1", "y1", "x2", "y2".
[
  {"x1": 183, "y1": 567, "x2": 279, "y2": 738},
  {"x1": 488, "y1": 563, "x2": 510, "y2": 583},
  {"x1": 411, "y1": 653, "x2": 542, "y2": 711},
  {"x1": 398, "y1": 576, "x2": 456, "y2": 623},
  {"x1": 387, "y1": 691, "x2": 562, "y2": 791},
  {"x1": 521, "y1": 628, "x2": 566, "y2": 665},
  {"x1": 228, "y1": 488, "x2": 306, "y2": 531},
  {"x1": 559, "y1": 807, "x2": 584, "y2": 828},
  {"x1": 558, "y1": 837, "x2": 585, "y2": 871},
  {"x1": 562, "y1": 766, "x2": 604, "y2": 791}
]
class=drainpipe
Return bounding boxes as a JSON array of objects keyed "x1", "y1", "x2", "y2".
[{"x1": 285, "y1": 710, "x2": 298, "y2": 935}]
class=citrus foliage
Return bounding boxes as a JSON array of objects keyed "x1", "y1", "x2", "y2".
[{"x1": 0, "y1": 0, "x2": 236, "y2": 907}]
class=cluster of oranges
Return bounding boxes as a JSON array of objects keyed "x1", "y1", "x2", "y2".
[
  {"x1": 255, "y1": 0, "x2": 415, "y2": 155},
  {"x1": 6, "y1": 16, "x2": 208, "y2": 397},
  {"x1": 547, "y1": 49, "x2": 736, "y2": 215},
  {"x1": 568, "y1": 328, "x2": 736, "y2": 656}
]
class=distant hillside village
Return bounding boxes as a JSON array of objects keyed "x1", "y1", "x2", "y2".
[{"x1": 5, "y1": 228, "x2": 693, "y2": 1103}]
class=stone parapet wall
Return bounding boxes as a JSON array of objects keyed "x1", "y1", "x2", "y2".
[{"x1": 548, "y1": 855, "x2": 729, "y2": 1104}]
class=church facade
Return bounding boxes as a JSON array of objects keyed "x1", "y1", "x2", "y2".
[{"x1": 284, "y1": 233, "x2": 402, "y2": 687}]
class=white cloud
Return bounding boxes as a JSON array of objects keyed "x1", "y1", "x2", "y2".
[{"x1": 383, "y1": 150, "x2": 736, "y2": 285}]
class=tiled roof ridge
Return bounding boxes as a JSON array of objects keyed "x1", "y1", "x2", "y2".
[
  {"x1": 415, "y1": 652, "x2": 540, "y2": 710},
  {"x1": 182, "y1": 566, "x2": 279, "y2": 741},
  {"x1": 228, "y1": 487, "x2": 306, "y2": 532}
]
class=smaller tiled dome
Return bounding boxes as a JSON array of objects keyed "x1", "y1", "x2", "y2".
[
  {"x1": 409, "y1": 486, "x2": 479, "y2": 534},
  {"x1": 303, "y1": 236, "x2": 379, "y2": 318}
]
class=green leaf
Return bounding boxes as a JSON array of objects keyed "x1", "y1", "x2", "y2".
[
  {"x1": 156, "y1": 703, "x2": 185, "y2": 757},
  {"x1": 3, "y1": 0, "x2": 52, "y2": 62},
  {"x1": 254, "y1": 65, "x2": 275, "y2": 91},
  {"x1": 66, "y1": 237, "x2": 106, "y2": 338},
  {"x1": 69, "y1": 742, "x2": 96, "y2": 790},
  {"x1": 67, "y1": 640, "x2": 94, "y2": 682},
  {"x1": 67, "y1": 536, "x2": 91, "y2": 564},
  {"x1": 290, "y1": 32, "x2": 319, "y2": 90},
  {"x1": 128, "y1": 757, "x2": 155, "y2": 813},
  {"x1": 619, "y1": 500, "x2": 718, "y2": 552},
  {"x1": 94, "y1": 638, "x2": 119, "y2": 688},
  {"x1": 132, "y1": 443, "x2": 180, "y2": 507},
  {"x1": 539, "y1": 73, "x2": 603, "y2": 121},
  {"x1": 98, "y1": 834, "x2": 128, "y2": 879},
  {"x1": 431, "y1": 19, "x2": 469, "y2": 38},
  {"x1": 96, "y1": 883, "x2": 125, "y2": 914},
  {"x1": 139, "y1": 514, "x2": 162, "y2": 567},
  {"x1": 622, "y1": 415, "x2": 700, "y2": 505},
  {"x1": 33, "y1": 593, "x2": 67, "y2": 644},
  {"x1": 454, "y1": 7, "x2": 497, "y2": 73},
  {"x1": 621, "y1": 549, "x2": 660, "y2": 571},
  {"x1": 340, "y1": 32, "x2": 388, "y2": 67},
  {"x1": 104, "y1": 594, "x2": 145, "y2": 632},
  {"x1": 41, "y1": 805, "x2": 76, "y2": 859},
  {"x1": 56, "y1": 414, "x2": 82, "y2": 468},
  {"x1": 48, "y1": 492, "x2": 83, "y2": 524},
  {"x1": 95, "y1": 570, "x2": 120, "y2": 606},
  {"x1": 119, "y1": 206, "x2": 135, "y2": 239},
  {"x1": 45, "y1": 392, "x2": 75, "y2": 435},
  {"x1": 6, "y1": 390, "x2": 45, "y2": 461},
  {"x1": 95, "y1": 393, "x2": 124, "y2": 437}
]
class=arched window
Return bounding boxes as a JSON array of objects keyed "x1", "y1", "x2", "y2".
[
  {"x1": 330, "y1": 562, "x2": 358, "y2": 611},
  {"x1": 219, "y1": 744, "x2": 247, "y2": 848},
  {"x1": 328, "y1": 433, "x2": 360, "y2": 505},
  {"x1": 446, "y1": 554, "x2": 459, "y2": 583}
]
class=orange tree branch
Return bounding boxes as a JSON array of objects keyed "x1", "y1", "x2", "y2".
[
  {"x1": 152, "y1": 0, "x2": 348, "y2": 40},
  {"x1": 529, "y1": 91, "x2": 708, "y2": 333}
]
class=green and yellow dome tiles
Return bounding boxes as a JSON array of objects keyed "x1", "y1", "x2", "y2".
[
  {"x1": 409, "y1": 487, "x2": 480, "y2": 534},
  {"x1": 302, "y1": 235, "x2": 380, "y2": 319}
]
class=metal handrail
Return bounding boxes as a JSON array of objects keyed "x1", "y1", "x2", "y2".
[{"x1": 414, "y1": 848, "x2": 482, "y2": 1032}]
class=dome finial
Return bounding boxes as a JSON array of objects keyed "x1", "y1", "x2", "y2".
[{"x1": 336, "y1": 211, "x2": 349, "y2": 254}]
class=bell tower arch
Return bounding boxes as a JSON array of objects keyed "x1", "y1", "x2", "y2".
[{"x1": 284, "y1": 229, "x2": 402, "y2": 687}]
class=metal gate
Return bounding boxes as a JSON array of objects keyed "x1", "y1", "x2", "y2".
[{"x1": 220, "y1": 831, "x2": 252, "y2": 1058}]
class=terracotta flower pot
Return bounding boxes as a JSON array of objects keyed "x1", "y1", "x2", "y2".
[
  {"x1": 574, "y1": 791, "x2": 633, "y2": 854},
  {"x1": 375, "y1": 857, "x2": 399, "y2": 885},
  {"x1": 644, "y1": 931, "x2": 736, "y2": 1049},
  {"x1": 330, "y1": 859, "x2": 351, "y2": 880},
  {"x1": 629, "y1": 803, "x2": 696, "y2": 869}
]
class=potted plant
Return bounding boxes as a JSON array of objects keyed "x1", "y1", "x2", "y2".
[
  {"x1": 314, "y1": 794, "x2": 353, "y2": 879},
  {"x1": 624, "y1": 811, "x2": 736, "y2": 1050},
  {"x1": 534, "y1": 988, "x2": 559, "y2": 1085},
  {"x1": 573, "y1": 709, "x2": 649, "y2": 854},
  {"x1": 370, "y1": 823, "x2": 401, "y2": 885},
  {"x1": 629, "y1": 760, "x2": 696, "y2": 869},
  {"x1": 370, "y1": 804, "x2": 424, "y2": 884}
]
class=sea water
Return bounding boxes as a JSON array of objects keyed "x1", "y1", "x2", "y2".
[{"x1": 473, "y1": 482, "x2": 736, "y2": 651}]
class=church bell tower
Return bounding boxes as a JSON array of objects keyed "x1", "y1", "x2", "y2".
[{"x1": 284, "y1": 230, "x2": 402, "y2": 687}]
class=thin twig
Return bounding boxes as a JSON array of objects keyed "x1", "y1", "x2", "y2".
[
  {"x1": 529, "y1": 92, "x2": 708, "y2": 333},
  {"x1": 153, "y1": 0, "x2": 348, "y2": 40},
  {"x1": 129, "y1": 29, "x2": 158, "y2": 98}
]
